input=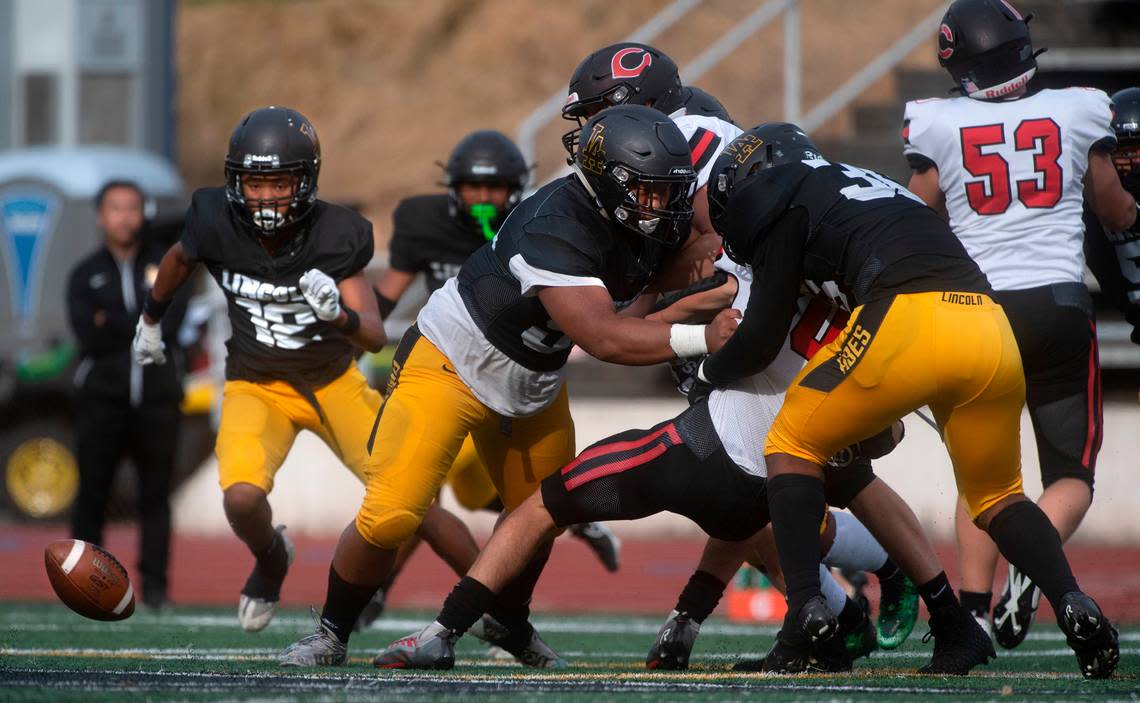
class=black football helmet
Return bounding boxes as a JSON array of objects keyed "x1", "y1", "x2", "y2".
[
  {"x1": 441, "y1": 130, "x2": 529, "y2": 238},
  {"x1": 937, "y1": 0, "x2": 1041, "y2": 100},
  {"x1": 572, "y1": 104, "x2": 696, "y2": 261},
  {"x1": 682, "y1": 86, "x2": 735, "y2": 124},
  {"x1": 708, "y1": 122, "x2": 820, "y2": 264},
  {"x1": 1111, "y1": 87, "x2": 1140, "y2": 196},
  {"x1": 224, "y1": 106, "x2": 321, "y2": 235},
  {"x1": 561, "y1": 43, "x2": 685, "y2": 158}
]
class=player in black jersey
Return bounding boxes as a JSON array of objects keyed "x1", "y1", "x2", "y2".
[
  {"x1": 279, "y1": 105, "x2": 737, "y2": 669},
  {"x1": 355, "y1": 130, "x2": 623, "y2": 634},
  {"x1": 1086, "y1": 87, "x2": 1140, "y2": 346},
  {"x1": 700, "y1": 123, "x2": 1119, "y2": 678},
  {"x1": 133, "y1": 106, "x2": 385, "y2": 633},
  {"x1": 374, "y1": 130, "x2": 529, "y2": 310}
]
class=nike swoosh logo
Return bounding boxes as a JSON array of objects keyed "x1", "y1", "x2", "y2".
[{"x1": 442, "y1": 363, "x2": 457, "y2": 375}]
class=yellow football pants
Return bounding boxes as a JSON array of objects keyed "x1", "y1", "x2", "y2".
[
  {"x1": 356, "y1": 330, "x2": 575, "y2": 549},
  {"x1": 768, "y1": 291, "x2": 1026, "y2": 519},
  {"x1": 215, "y1": 363, "x2": 383, "y2": 492}
]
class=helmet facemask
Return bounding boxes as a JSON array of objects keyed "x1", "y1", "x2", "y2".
[
  {"x1": 1114, "y1": 137, "x2": 1140, "y2": 196},
  {"x1": 594, "y1": 162, "x2": 695, "y2": 269},
  {"x1": 224, "y1": 161, "x2": 317, "y2": 237}
]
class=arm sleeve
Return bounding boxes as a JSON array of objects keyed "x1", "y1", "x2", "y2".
[
  {"x1": 387, "y1": 201, "x2": 422, "y2": 273},
  {"x1": 902, "y1": 101, "x2": 941, "y2": 170},
  {"x1": 701, "y1": 208, "x2": 806, "y2": 385}
]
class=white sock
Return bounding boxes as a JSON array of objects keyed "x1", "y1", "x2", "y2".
[
  {"x1": 820, "y1": 564, "x2": 847, "y2": 615},
  {"x1": 824, "y1": 511, "x2": 887, "y2": 573}
]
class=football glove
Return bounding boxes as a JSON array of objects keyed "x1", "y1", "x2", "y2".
[
  {"x1": 670, "y1": 354, "x2": 713, "y2": 406},
  {"x1": 299, "y1": 268, "x2": 342, "y2": 322},
  {"x1": 133, "y1": 317, "x2": 166, "y2": 366}
]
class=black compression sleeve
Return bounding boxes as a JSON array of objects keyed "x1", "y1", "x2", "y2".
[
  {"x1": 701, "y1": 208, "x2": 806, "y2": 385},
  {"x1": 650, "y1": 270, "x2": 730, "y2": 314}
]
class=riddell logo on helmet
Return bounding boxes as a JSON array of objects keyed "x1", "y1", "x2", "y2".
[
  {"x1": 611, "y1": 47, "x2": 652, "y2": 79},
  {"x1": 982, "y1": 72, "x2": 1030, "y2": 99},
  {"x1": 938, "y1": 24, "x2": 954, "y2": 59}
]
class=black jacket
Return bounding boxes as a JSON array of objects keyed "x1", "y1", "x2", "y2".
[{"x1": 66, "y1": 242, "x2": 188, "y2": 403}]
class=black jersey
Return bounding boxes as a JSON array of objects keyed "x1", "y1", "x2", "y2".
[
  {"x1": 389, "y1": 194, "x2": 487, "y2": 293},
  {"x1": 456, "y1": 176, "x2": 672, "y2": 372},
  {"x1": 703, "y1": 158, "x2": 991, "y2": 385},
  {"x1": 180, "y1": 187, "x2": 374, "y2": 388}
]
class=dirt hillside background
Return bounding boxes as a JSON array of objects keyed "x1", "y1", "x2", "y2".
[{"x1": 177, "y1": 0, "x2": 942, "y2": 250}]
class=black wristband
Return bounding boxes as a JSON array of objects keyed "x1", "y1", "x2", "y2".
[
  {"x1": 337, "y1": 305, "x2": 360, "y2": 335},
  {"x1": 374, "y1": 289, "x2": 397, "y2": 318},
  {"x1": 143, "y1": 291, "x2": 172, "y2": 321}
]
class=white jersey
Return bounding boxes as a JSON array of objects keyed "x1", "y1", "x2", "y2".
[
  {"x1": 670, "y1": 112, "x2": 743, "y2": 190},
  {"x1": 707, "y1": 258, "x2": 848, "y2": 476},
  {"x1": 903, "y1": 88, "x2": 1115, "y2": 290}
]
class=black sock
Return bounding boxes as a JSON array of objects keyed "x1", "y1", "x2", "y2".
[
  {"x1": 767, "y1": 473, "x2": 827, "y2": 621},
  {"x1": 874, "y1": 557, "x2": 900, "y2": 583},
  {"x1": 437, "y1": 576, "x2": 497, "y2": 635},
  {"x1": 487, "y1": 540, "x2": 553, "y2": 636},
  {"x1": 918, "y1": 571, "x2": 959, "y2": 615},
  {"x1": 252, "y1": 531, "x2": 288, "y2": 580},
  {"x1": 986, "y1": 500, "x2": 1078, "y2": 611},
  {"x1": 319, "y1": 566, "x2": 379, "y2": 643},
  {"x1": 674, "y1": 570, "x2": 727, "y2": 624},
  {"x1": 241, "y1": 532, "x2": 289, "y2": 600},
  {"x1": 959, "y1": 590, "x2": 992, "y2": 618}
]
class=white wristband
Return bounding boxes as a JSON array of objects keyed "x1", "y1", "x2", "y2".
[{"x1": 669, "y1": 324, "x2": 708, "y2": 358}]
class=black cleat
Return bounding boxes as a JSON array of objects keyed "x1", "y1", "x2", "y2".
[
  {"x1": 734, "y1": 595, "x2": 839, "y2": 674},
  {"x1": 1058, "y1": 592, "x2": 1119, "y2": 679},
  {"x1": 917, "y1": 605, "x2": 996, "y2": 675},
  {"x1": 646, "y1": 610, "x2": 700, "y2": 670},
  {"x1": 841, "y1": 597, "x2": 877, "y2": 663}
]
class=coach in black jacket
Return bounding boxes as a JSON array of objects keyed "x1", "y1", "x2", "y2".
[{"x1": 65, "y1": 180, "x2": 188, "y2": 609}]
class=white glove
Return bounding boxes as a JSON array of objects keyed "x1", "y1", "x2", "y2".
[
  {"x1": 133, "y1": 317, "x2": 166, "y2": 366},
  {"x1": 299, "y1": 268, "x2": 342, "y2": 322}
]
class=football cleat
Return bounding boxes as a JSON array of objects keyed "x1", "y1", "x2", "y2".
[
  {"x1": 372, "y1": 621, "x2": 458, "y2": 670},
  {"x1": 279, "y1": 610, "x2": 348, "y2": 667},
  {"x1": 734, "y1": 595, "x2": 839, "y2": 674},
  {"x1": 568, "y1": 522, "x2": 622, "y2": 572},
  {"x1": 917, "y1": 605, "x2": 996, "y2": 675},
  {"x1": 876, "y1": 570, "x2": 919, "y2": 649},
  {"x1": 353, "y1": 587, "x2": 387, "y2": 632},
  {"x1": 238, "y1": 525, "x2": 295, "y2": 633},
  {"x1": 1058, "y1": 592, "x2": 1120, "y2": 679},
  {"x1": 992, "y1": 563, "x2": 1040, "y2": 649},
  {"x1": 646, "y1": 610, "x2": 701, "y2": 670},
  {"x1": 473, "y1": 614, "x2": 568, "y2": 668}
]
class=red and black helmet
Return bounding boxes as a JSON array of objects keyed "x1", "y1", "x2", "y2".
[
  {"x1": 937, "y1": 0, "x2": 1040, "y2": 100},
  {"x1": 561, "y1": 43, "x2": 685, "y2": 158}
]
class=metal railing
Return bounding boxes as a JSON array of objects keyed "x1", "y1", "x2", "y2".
[{"x1": 516, "y1": 0, "x2": 950, "y2": 182}]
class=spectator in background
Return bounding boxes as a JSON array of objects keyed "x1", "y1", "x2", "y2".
[{"x1": 66, "y1": 180, "x2": 187, "y2": 609}]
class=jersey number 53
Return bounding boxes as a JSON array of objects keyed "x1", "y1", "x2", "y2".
[{"x1": 959, "y1": 118, "x2": 1062, "y2": 215}]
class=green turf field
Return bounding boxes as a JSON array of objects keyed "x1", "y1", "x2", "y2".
[{"x1": 1, "y1": 603, "x2": 1136, "y2": 702}]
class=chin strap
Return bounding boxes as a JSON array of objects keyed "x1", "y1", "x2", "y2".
[{"x1": 570, "y1": 162, "x2": 610, "y2": 222}]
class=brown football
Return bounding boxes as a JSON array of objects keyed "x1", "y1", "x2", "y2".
[{"x1": 44, "y1": 539, "x2": 134, "y2": 621}]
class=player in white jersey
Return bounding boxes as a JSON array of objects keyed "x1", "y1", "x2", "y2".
[{"x1": 903, "y1": 0, "x2": 1139, "y2": 651}]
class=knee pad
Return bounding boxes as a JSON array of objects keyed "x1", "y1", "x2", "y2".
[
  {"x1": 355, "y1": 507, "x2": 422, "y2": 550},
  {"x1": 822, "y1": 459, "x2": 875, "y2": 508}
]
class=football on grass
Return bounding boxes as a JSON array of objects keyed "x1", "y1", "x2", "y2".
[{"x1": 44, "y1": 539, "x2": 134, "y2": 621}]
